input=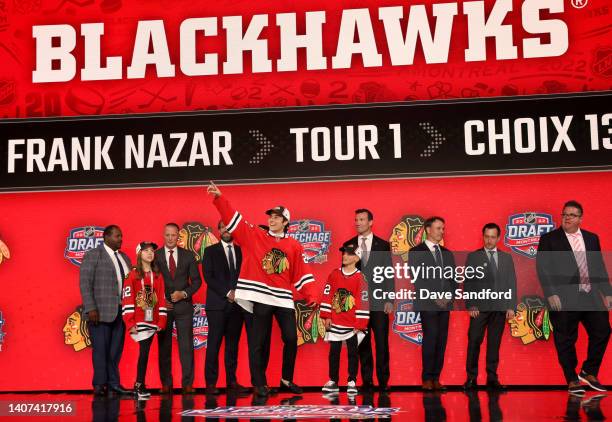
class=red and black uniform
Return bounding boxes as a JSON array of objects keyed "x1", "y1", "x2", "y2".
[
  {"x1": 320, "y1": 268, "x2": 369, "y2": 383},
  {"x1": 122, "y1": 269, "x2": 167, "y2": 384},
  {"x1": 213, "y1": 195, "x2": 319, "y2": 387}
]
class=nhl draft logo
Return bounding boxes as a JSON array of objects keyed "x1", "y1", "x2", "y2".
[
  {"x1": 0, "y1": 311, "x2": 5, "y2": 351},
  {"x1": 287, "y1": 220, "x2": 331, "y2": 264},
  {"x1": 174, "y1": 303, "x2": 208, "y2": 349},
  {"x1": 504, "y1": 213, "x2": 555, "y2": 259},
  {"x1": 392, "y1": 300, "x2": 423, "y2": 345},
  {"x1": 65, "y1": 226, "x2": 105, "y2": 266}
]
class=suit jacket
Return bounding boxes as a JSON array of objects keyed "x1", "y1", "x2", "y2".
[
  {"x1": 408, "y1": 242, "x2": 456, "y2": 311},
  {"x1": 464, "y1": 248, "x2": 517, "y2": 311},
  {"x1": 202, "y1": 242, "x2": 243, "y2": 311},
  {"x1": 155, "y1": 247, "x2": 202, "y2": 304},
  {"x1": 536, "y1": 227, "x2": 611, "y2": 309},
  {"x1": 344, "y1": 234, "x2": 395, "y2": 310},
  {"x1": 80, "y1": 245, "x2": 132, "y2": 323}
]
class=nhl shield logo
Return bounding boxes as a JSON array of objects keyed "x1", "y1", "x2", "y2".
[
  {"x1": 592, "y1": 47, "x2": 612, "y2": 78},
  {"x1": 287, "y1": 220, "x2": 331, "y2": 264},
  {"x1": 64, "y1": 226, "x2": 105, "y2": 267},
  {"x1": 392, "y1": 300, "x2": 423, "y2": 345},
  {"x1": 174, "y1": 303, "x2": 208, "y2": 349},
  {"x1": 504, "y1": 212, "x2": 555, "y2": 259}
]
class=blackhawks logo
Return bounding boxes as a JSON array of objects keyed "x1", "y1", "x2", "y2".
[
  {"x1": 136, "y1": 285, "x2": 157, "y2": 310},
  {"x1": 508, "y1": 296, "x2": 552, "y2": 345},
  {"x1": 295, "y1": 301, "x2": 325, "y2": 346},
  {"x1": 262, "y1": 248, "x2": 289, "y2": 274},
  {"x1": 389, "y1": 215, "x2": 442, "y2": 262},
  {"x1": 178, "y1": 222, "x2": 218, "y2": 261},
  {"x1": 332, "y1": 288, "x2": 355, "y2": 313}
]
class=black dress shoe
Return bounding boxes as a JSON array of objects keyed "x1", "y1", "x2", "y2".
[
  {"x1": 463, "y1": 379, "x2": 478, "y2": 390},
  {"x1": 206, "y1": 385, "x2": 221, "y2": 395},
  {"x1": 109, "y1": 385, "x2": 134, "y2": 395},
  {"x1": 486, "y1": 380, "x2": 506, "y2": 390},
  {"x1": 379, "y1": 384, "x2": 391, "y2": 392},
  {"x1": 93, "y1": 385, "x2": 107, "y2": 396},
  {"x1": 254, "y1": 385, "x2": 270, "y2": 397},
  {"x1": 227, "y1": 383, "x2": 250, "y2": 394},
  {"x1": 279, "y1": 380, "x2": 303, "y2": 394},
  {"x1": 361, "y1": 381, "x2": 374, "y2": 391}
]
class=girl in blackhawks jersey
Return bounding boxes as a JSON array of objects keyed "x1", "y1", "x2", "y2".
[
  {"x1": 121, "y1": 241, "x2": 168, "y2": 399},
  {"x1": 206, "y1": 181, "x2": 320, "y2": 397},
  {"x1": 320, "y1": 244, "x2": 370, "y2": 396}
]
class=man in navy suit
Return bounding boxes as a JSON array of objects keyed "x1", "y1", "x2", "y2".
[
  {"x1": 537, "y1": 200, "x2": 612, "y2": 396},
  {"x1": 202, "y1": 221, "x2": 249, "y2": 395},
  {"x1": 408, "y1": 216, "x2": 456, "y2": 391}
]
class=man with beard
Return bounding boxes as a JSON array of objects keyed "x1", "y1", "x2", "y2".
[{"x1": 202, "y1": 221, "x2": 250, "y2": 395}]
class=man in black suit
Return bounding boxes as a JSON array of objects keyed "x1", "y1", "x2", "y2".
[
  {"x1": 202, "y1": 221, "x2": 249, "y2": 395},
  {"x1": 344, "y1": 208, "x2": 395, "y2": 392},
  {"x1": 155, "y1": 222, "x2": 202, "y2": 394},
  {"x1": 463, "y1": 223, "x2": 517, "y2": 390},
  {"x1": 536, "y1": 200, "x2": 612, "y2": 395},
  {"x1": 408, "y1": 216, "x2": 456, "y2": 391}
]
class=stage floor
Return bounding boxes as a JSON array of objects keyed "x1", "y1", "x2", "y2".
[{"x1": 0, "y1": 389, "x2": 609, "y2": 421}]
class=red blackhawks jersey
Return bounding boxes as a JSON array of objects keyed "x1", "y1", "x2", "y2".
[
  {"x1": 122, "y1": 269, "x2": 168, "y2": 342},
  {"x1": 214, "y1": 195, "x2": 319, "y2": 312},
  {"x1": 320, "y1": 268, "x2": 369, "y2": 341}
]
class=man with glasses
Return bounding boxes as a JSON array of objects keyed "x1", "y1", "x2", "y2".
[{"x1": 537, "y1": 200, "x2": 612, "y2": 396}]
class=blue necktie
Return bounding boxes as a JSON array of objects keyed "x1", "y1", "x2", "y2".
[
  {"x1": 114, "y1": 251, "x2": 126, "y2": 282},
  {"x1": 433, "y1": 244, "x2": 443, "y2": 266}
]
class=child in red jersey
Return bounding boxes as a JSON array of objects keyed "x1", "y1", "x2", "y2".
[
  {"x1": 122, "y1": 241, "x2": 167, "y2": 399},
  {"x1": 320, "y1": 243, "x2": 369, "y2": 396}
]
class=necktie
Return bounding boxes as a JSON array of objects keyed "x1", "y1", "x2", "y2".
[
  {"x1": 433, "y1": 244, "x2": 443, "y2": 266},
  {"x1": 227, "y1": 245, "x2": 237, "y2": 279},
  {"x1": 169, "y1": 249, "x2": 176, "y2": 279},
  {"x1": 488, "y1": 250, "x2": 497, "y2": 277},
  {"x1": 568, "y1": 233, "x2": 591, "y2": 293},
  {"x1": 360, "y1": 237, "x2": 369, "y2": 267},
  {"x1": 114, "y1": 251, "x2": 126, "y2": 292}
]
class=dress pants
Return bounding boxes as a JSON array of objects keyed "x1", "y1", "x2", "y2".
[
  {"x1": 88, "y1": 306, "x2": 125, "y2": 388},
  {"x1": 243, "y1": 309, "x2": 271, "y2": 387},
  {"x1": 205, "y1": 303, "x2": 244, "y2": 386},
  {"x1": 358, "y1": 310, "x2": 390, "y2": 386},
  {"x1": 157, "y1": 301, "x2": 195, "y2": 388},
  {"x1": 251, "y1": 302, "x2": 297, "y2": 387},
  {"x1": 466, "y1": 311, "x2": 506, "y2": 381},
  {"x1": 329, "y1": 334, "x2": 359, "y2": 382},
  {"x1": 549, "y1": 307, "x2": 611, "y2": 383},
  {"x1": 420, "y1": 310, "x2": 450, "y2": 381},
  {"x1": 136, "y1": 334, "x2": 155, "y2": 384}
]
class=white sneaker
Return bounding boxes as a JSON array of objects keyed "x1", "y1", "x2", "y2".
[
  {"x1": 347, "y1": 380, "x2": 358, "y2": 395},
  {"x1": 322, "y1": 380, "x2": 339, "y2": 393}
]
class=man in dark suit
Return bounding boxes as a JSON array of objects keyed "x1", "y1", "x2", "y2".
[
  {"x1": 408, "y1": 216, "x2": 456, "y2": 391},
  {"x1": 155, "y1": 222, "x2": 202, "y2": 394},
  {"x1": 80, "y1": 225, "x2": 132, "y2": 396},
  {"x1": 202, "y1": 221, "x2": 250, "y2": 395},
  {"x1": 463, "y1": 223, "x2": 517, "y2": 390},
  {"x1": 536, "y1": 200, "x2": 612, "y2": 395},
  {"x1": 344, "y1": 208, "x2": 395, "y2": 392}
]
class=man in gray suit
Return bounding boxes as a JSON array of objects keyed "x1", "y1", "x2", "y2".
[
  {"x1": 155, "y1": 223, "x2": 202, "y2": 394},
  {"x1": 80, "y1": 225, "x2": 132, "y2": 396}
]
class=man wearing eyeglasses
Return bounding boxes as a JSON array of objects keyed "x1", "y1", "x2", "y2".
[{"x1": 536, "y1": 200, "x2": 612, "y2": 396}]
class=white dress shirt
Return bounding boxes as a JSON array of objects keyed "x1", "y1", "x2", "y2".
[
  {"x1": 485, "y1": 247, "x2": 498, "y2": 268},
  {"x1": 221, "y1": 240, "x2": 235, "y2": 267},
  {"x1": 103, "y1": 243, "x2": 129, "y2": 294},
  {"x1": 358, "y1": 233, "x2": 373, "y2": 253}
]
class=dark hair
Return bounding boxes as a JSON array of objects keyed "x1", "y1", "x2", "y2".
[
  {"x1": 75, "y1": 306, "x2": 92, "y2": 347},
  {"x1": 482, "y1": 223, "x2": 501, "y2": 236},
  {"x1": 424, "y1": 216, "x2": 445, "y2": 229},
  {"x1": 103, "y1": 225, "x2": 120, "y2": 238},
  {"x1": 136, "y1": 247, "x2": 160, "y2": 279},
  {"x1": 563, "y1": 200, "x2": 583, "y2": 216},
  {"x1": 355, "y1": 208, "x2": 374, "y2": 221},
  {"x1": 218, "y1": 220, "x2": 225, "y2": 230},
  {"x1": 165, "y1": 222, "x2": 180, "y2": 231}
]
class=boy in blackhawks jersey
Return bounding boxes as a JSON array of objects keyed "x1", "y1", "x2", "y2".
[
  {"x1": 320, "y1": 243, "x2": 370, "y2": 396},
  {"x1": 206, "y1": 182, "x2": 320, "y2": 397}
]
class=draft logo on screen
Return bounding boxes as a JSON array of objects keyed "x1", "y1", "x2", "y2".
[
  {"x1": 392, "y1": 300, "x2": 423, "y2": 346},
  {"x1": 504, "y1": 212, "x2": 554, "y2": 258},
  {"x1": 64, "y1": 226, "x2": 105, "y2": 267},
  {"x1": 287, "y1": 220, "x2": 331, "y2": 264}
]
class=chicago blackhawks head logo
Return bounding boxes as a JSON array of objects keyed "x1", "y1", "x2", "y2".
[
  {"x1": 389, "y1": 215, "x2": 441, "y2": 262},
  {"x1": 262, "y1": 248, "x2": 289, "y2": 274},
  {"x1": 332, "y1": 288, "x2": 356, "y2": 313},
  {"x1": 295, "y1": 301, "x2": 325, "y2": 346},
  {"x1": 136, "y1": 285, "x2": 158, "y2": 310},
  {"x1": 0, "y1": 236, "x2": 10, "y2": 266},
  {"x1": 508, "y1": 296, "x2": 552, "y2": 345},
  {"x1": 177, "y1": 222, "x2": 218, "y2": 261},
  {"x1": 63, "y1": 306, "x2": 91, "y2": 352}
]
